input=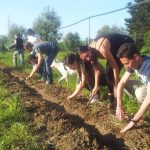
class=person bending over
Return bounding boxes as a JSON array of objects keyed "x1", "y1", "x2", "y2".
[
  {"x1": 77, "y1": 33, "x2": 134, "y2": 104},
  {"x1": 27, "y1": 54, "x2": 47, "y2": 81},
  {"x1": 24, "y1": 41, "x2": 59, "y2": 84},
  {"x1": 116, "y1": 43, "x2": 150, "y2": 133},
  {"x1": 64, "y1": 53, "x2": 114, "y2": 104}
]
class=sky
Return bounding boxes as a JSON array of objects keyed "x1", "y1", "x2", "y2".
[{"x1": 0, "y1": 0, "x2": 133, "y2": 39}]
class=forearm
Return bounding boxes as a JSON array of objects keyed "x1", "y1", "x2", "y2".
[
  {"x1": 133, "y1": 98, "x2": 150, "y2": 121},
  {"x1": 117, "y1": 82, "x2": 124, "y2": 108},
  {"x1": 94, "y1": 64, "x2": 100, "y2": 88},
  {"x1": 113, "y1": 68, "x2": 119, "y2": 86},
  {"x1": 70, "y1": 82, "x2": 84, "y2": 97}
]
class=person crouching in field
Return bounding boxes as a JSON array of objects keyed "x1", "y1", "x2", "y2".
[
  {"x1": 116, "y1": 43, "x2": 150, "y2": 133},
  {"x1": 24, "y1": 41, "x2": 59, "y2": 84},
  {"x1": 27, "y1": 54, "x2": 47, "y2": 82},
  {"x1": 64, "y1": 53, "x2": 114, "y2": 104},
  {"x1": 77, "y1": 34, "x2": 134, "y2": 106}
]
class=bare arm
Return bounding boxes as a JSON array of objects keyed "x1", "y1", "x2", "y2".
[
  {"x1": 92, "y1": 62, "x2": 100, "y2": 95},
  {"x1": 67, "y1": 70, "x2": 86, "y2": 99},
  {"x1": 98, "y1": 39, "x2": 119, "y2": 87},
  {"x1": 121, "y1": 83, "x2": 150, "y2": 133},
  {"x1": 116, "y1": 71, "x2": 131, "y2": 120},
  {"x1": 28, "y1": 52, "x2": 43, "y2": 78}
]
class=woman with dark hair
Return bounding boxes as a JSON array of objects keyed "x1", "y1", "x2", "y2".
[
  {"x1": 77, "y1": 33, "x2": 134, "y2": 103},
  {"x1": 64, "y1": 53, "x2": 114, "y2": 104}
]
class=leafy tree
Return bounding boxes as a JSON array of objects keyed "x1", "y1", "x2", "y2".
[
  {"x1": 141, "y1": 30, "x2": 150, "y2": 55},
  {"x1": 0, "y1": 35, "x2": 7, "y2": 53},
  {"x1": 62, "y1": 32, "x2": 82, "y2": 51},
  {"x1": 125, "y1": 0, "x2": 150, "y2": 47},
  {"x1": 7, "y1": 24, "x2": 26, "y2": 45},
  {"x1": 33, "y1": 6, "x2": 61, "y2": 41},
  {"x1": 96, "y1": 25, "x2": 127, "y2": 38}
]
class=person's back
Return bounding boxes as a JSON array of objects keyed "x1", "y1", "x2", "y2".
[
  {"x1": 16, "y1": 37, "x2": 24, "y2": 50},
  {"x1": 91, "y1": 33, "x2": 134, "y2": 56}
]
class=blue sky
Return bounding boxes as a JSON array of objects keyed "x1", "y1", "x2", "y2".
[{"x1": 0, "y1": 0, "x2": 133, "y2": 39}]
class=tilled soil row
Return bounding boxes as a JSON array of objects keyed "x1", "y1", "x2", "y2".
[{"x1": 1, "y1": 64, "x2": 150, "y2": 150}]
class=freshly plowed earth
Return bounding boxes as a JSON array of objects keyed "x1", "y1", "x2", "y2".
[{"x1": 0, "y1": 63, "x2": 150, "y2": 150}]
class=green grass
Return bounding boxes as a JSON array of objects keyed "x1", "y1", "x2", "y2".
[
  {"x1": 0, "y1": 50, "x2": 150, "y2": 118},
  {"x1": 0, "y1": 71, "x2": 39, "y2": 150}
]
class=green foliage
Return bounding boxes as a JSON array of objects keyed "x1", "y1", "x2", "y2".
[
  {"x1": 0, "y1": 35, "x2": 7, "y2": 53},
  {"x1": 7, "y1": 24, "x2": 26, "y2": 45},
  {"x1": 62, "y1": 32, "x2": 82, "y2": 51},
  {"x1": 33, "y1": 6, "x2": 62, "y2": 41},
  {"x1": 139, "y1": 31, "x2": 150, "y2": 56},
  {"x1": 0, "y1": 73, "x2": 39, "y2": 150},
  {"x1": 96, "y1": 25, "x2": 127, "y2": 38},
  {"x1": 125, "y1": 0, "x2": 150, "y2": 48},
  {"x1": 0, "y1": 123, "x2": 38, "y2": 150}
]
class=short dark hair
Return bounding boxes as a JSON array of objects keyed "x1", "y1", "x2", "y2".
[
  {"x1": 117, "y1": 43, "x2": 140, "y2": 59},
  {"x1": 64, "y1": 53, "x2": 79, "y2": 66},
  {"x1": 28, "y1": 54, "x2": 36, "y2": 64},
  {"x1": 24, "y1": 42, "x2": 33, "y2": 51},
  {"x1": 77, "y1": 46, "x2": 89, "y2": 55}
]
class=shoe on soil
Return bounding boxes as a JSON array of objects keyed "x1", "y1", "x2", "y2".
[
  {"x1": 41, "y1": 77, "x2": 46, "y2": 81},
  {"x1": 90, "y1": 94, "x2": 100, "y2": 104},
  {"x1": 45, "y1": 80, "x2": 53, "y2": 85}
]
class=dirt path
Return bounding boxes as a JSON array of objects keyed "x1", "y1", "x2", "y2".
[{"x1": 0, "y1": 64, "x2": 150, "y2": 150}]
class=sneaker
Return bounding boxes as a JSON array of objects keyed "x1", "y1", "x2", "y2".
[
  {"x1": 45, "y1": 80, "x2": 53, "y2": 85},
  {"x1": 41, "y1": 77, "x2": 46, "y2": 81},
  {"x1": 89, "y1": 94, "x2": 100, "y2": 104}
]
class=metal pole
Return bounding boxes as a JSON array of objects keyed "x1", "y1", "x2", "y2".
[{"x1": 88, "y1": 17, "x2": 91, "y2": 45}]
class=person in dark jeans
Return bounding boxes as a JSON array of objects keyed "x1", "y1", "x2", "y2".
[
  {"x1": 8, "y1": 34, "x2": 24, "y2": 66},
  {"x1": 24, "y1": 41, "x2": 59, "y2": 84}
]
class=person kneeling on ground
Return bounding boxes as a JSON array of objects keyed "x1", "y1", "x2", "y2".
[
  {"x1": 116, "y1": 43, "x2": 150, "y2": 133},
  {"x1": 24, "y1": 41, "x2": 59, "y2": 84},
  {"x1": 27, "y1": 54, "x2": 47, "y2": 82},
  {"x1": 64, "y1": 53, "x2": 114, "y2": 104}
]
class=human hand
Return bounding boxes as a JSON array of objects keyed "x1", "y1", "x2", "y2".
[
  {"x1": 26, "y1": 76, "x2": 31, "y2": 81},
  {"x1": 67, "y1": 95, "x2": 74, "y2": 100},
  {"x1": 120, "y1": 121, "x2": 135, "y2": 133},
  {"x1": 116, "y1": 106, "x2": 124, "y2": 121}
]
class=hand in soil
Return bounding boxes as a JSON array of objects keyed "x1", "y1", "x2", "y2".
[
  {"x1": 116, "y1": 106, "x2": 125, "y2": 121},
  {"x1": 26, "y1": 76, "x2": 30, "y2": 81},
  {"x1": 120, "y1": 121, "x2": 135, "y2": 133}
]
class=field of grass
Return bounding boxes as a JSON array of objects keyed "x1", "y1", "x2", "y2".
[
  {"x1": 0, "y1": 70, "x2": 39, "y2": 149},
  {"x1": 0, "y1": 50, "x2": 150, "y2": 114},
  {"x1": 0, "y1": 50, "x2": 150, "y2": 148}
]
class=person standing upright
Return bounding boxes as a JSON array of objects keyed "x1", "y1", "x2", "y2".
[{"x1": 9, "y1": 34, "x2": 24, "y2": 66}]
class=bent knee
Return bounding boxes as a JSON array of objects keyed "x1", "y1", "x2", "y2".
[{"x1": 135, "y1": 86, "x2": 147, "y2": 103}]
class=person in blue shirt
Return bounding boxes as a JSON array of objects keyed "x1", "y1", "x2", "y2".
[
  {"x1": 116, "y1": 42, "x2": 150, "y2": 133},
  {"x1": 27, "y1": 54, "x2": 47, "y2": 81},
  {"x1": 24, "y1": 41, "x2": 59, "y2": 84}
]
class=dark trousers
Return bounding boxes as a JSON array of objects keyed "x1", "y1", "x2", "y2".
[{"x1": 45, "y1": 49, "x2": 59, "y2": 82}]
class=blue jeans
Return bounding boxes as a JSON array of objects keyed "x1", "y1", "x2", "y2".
[
  {"x1": 13, "y1": 49, "x2": 24, "y2": 66},
  {"x1": 45, "y1": 49, "x2": 59, "y2": 83}
]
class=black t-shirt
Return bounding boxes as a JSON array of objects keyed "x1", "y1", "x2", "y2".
[{"x1": 16, "y1": 37, "x2": 24, "y2": 49}]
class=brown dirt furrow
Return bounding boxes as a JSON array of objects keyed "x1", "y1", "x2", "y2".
[{"x1": 0, "y1": 64, "x2": 150, "y2": 150}]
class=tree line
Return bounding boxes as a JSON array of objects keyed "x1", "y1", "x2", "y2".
[{"x1": 0, "y1": 0, "x2": 150, "y2": 52}]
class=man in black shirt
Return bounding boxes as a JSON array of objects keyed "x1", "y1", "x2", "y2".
[{"x1": 9, "y1": 34, "x2": 24, "y2": 66}]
